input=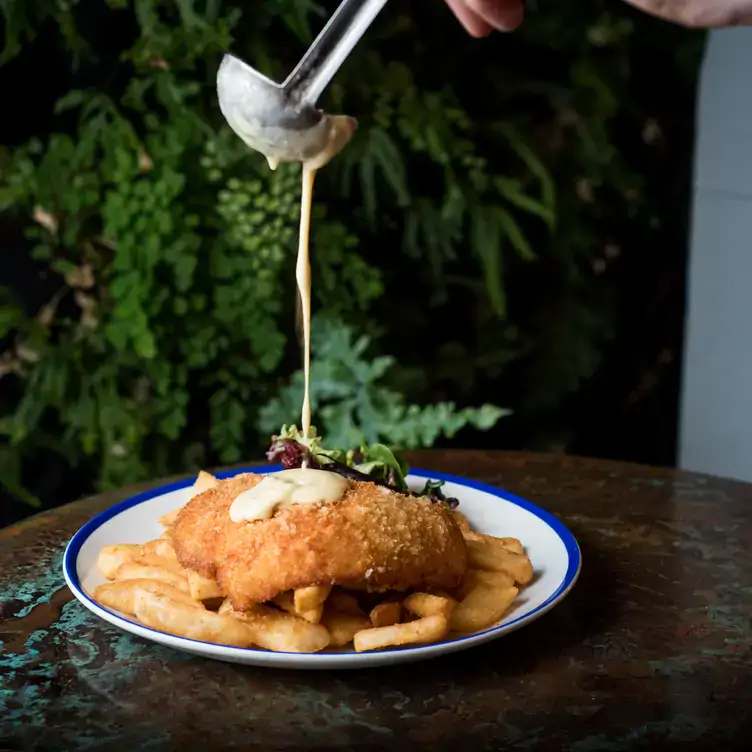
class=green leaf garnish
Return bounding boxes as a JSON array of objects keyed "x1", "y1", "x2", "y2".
[{"x1": 357, "y1": 442, "x2": 409, "y2": 490}]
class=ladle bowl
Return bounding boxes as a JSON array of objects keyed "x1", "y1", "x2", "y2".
[{"x1": 216, "y1": 0, "x2": 388, "y2": 165}]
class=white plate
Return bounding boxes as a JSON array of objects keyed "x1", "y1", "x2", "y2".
[{"x1": 63, "y1": 465, "x2": 581, "y2": 669}]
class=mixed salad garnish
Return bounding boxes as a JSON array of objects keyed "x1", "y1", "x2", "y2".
[{"x1": 266, "y1": 426, "x2": 459, "y2": 510}]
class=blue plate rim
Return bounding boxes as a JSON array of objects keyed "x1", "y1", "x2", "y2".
[{"x1": 63, "y1": 465, "x2": 582, "y2": 660}]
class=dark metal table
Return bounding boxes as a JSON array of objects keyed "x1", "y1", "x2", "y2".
[{"x1": 1, "y1": 451, "x2": 751, "y2": 751}]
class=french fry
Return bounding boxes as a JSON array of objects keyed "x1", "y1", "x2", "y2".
[
  {"x1": 452, "y1": 510, "x2": 473, "y2": 534},
  {"x1": 114, "y1": 562, "x2": 190, "y2": 594},
  {"x1": 193, "y1": 470, "x2": 219, "y2": 494},
  {"x1": 219, "y1": 599, "x2": 330, "y2": 653},
  {"x1": 129, "y1": 536, "x2": 189, "y2": 577},
  {"x1": 97, "y1": 544, "x2": 141, "y2": 579},
  {"x1": 369, "y1": 601, "x2": 402, "y2": 628},
  {"x1": 134, "y1": 589, "x2": 256, "y2": 648},
  {"x1": 294, "y1": 585, "x2": 332, "y2": 613},
  {"x1": 140, "y1": 536, "x2": 180, "y2": 566},
  {"x1": 273, "y1": 591, "x2": 323, "y2": 624},
  {"x1": 158, "y1": 508, "x2": 181, "y2": 528},
  {"x1": 498, "y1": 537, "x2": 524, "y2": 555},
  {"x1": 464, "y1": 568, "x2": 514, "y2": 589},
  {"x1": 463, "y1": 531, "x2": 525, "y2": 556},
  {"x1": 450, "y1": 574, "x2": 519, "y2": 633},
  {"x1": 354, "y1": 615, "x2": 449, "y2": 652},
  {"x1": 158, "y1": 470, "x2": 219, "y2": 527},
  {"x1": 217, "y1": 599, "x2": 233, "y2": 615},
  {"x1": 93, "y1": 578, "x2": 202, "y2": 615},
  {"x1": 326, "y1": 589, "x2": 366, "y2": 616},
  {"x1": 456, "y1": 568, "x2": 514, "y2": 601},
  {"x1": 186, "y1": 569, "x2": 224, "y2": 601},
  {"x1": 322, "y1": 608, "x2": 372, "y2": 647},
  {"x1": 465, "y1": 535, "x2": 534, "y2": 585},
  {"x1": 403, "y1": 592, "x2": 456, "y2": 620},
  {"x1": 132, "y1": 554, "x2": 185, "y2": 576}
]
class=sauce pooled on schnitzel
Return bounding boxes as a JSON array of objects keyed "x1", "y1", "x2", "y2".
[{"x1": 230, "y1": 468, "x2": 349, "y2": 522}]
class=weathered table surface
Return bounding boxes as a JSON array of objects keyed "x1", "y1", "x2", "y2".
[{"x1": 1, "y1": 450, "x2": 751, "y2": 751}]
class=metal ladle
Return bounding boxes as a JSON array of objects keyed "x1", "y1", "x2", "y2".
[{"x1": 217, "y1": 0, "x2": 388, "y2": 167}]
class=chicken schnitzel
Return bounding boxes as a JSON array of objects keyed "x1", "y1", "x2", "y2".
[
  {"x1": 171, "y1": 471, "x2": 467, "y2": 611},
  {"x1": 171, "y1": 473, "x2": 263, "y2": 579}
]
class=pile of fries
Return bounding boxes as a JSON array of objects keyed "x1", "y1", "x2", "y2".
[{"x1": 91, "y1": 471, "x2": 534, "y2": 653}]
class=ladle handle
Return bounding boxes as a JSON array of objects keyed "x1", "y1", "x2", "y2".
[{"x1": 283, "y1": 0, "x2": 389, "y2": 105}]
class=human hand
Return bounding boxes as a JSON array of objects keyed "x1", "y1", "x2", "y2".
[
  {"x1": 620, "y1": 0, "x2": 752, "y2": 27},
  {"x1": 443, "y1": 0, "x2": 525, "y2": 37},
  {"x1": 443, "y1": 0, "x2": 752, "y2": 35}
]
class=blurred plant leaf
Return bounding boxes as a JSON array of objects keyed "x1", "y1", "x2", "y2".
[{"x1": 259, "y1": 315, "x2": 509, "y2": 448}]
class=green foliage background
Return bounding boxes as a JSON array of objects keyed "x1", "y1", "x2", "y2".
[{"x1": 0, "y1": 0, "x2": 703, "y2": 510}]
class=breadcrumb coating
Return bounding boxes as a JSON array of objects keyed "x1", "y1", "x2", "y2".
[
  {"x1": 172, "y1": 473, "x2": 263, "y2": 578},
  {"x1": 172, "y1": 474, "x2": 467, "y2": 610}
]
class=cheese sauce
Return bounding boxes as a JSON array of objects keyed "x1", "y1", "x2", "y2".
[
  {"x1": 230, "y1": 113, "x2": 356, "y2": 520},
  {"x1": 296, "y1": 164, "x2": 315, "y2": 439},
  {"x1": 229, "y1": 468, "x2": 349, "y2": 522},
  {"x1": 295, "y1": 115, "x2": 356, "y2": 439}
]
